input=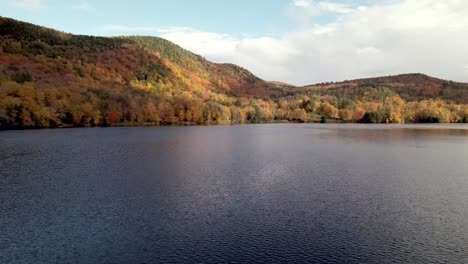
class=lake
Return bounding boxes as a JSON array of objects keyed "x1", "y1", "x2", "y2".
[{"x1": 1, "y1": 124, "x2": 468, "y2": 263}]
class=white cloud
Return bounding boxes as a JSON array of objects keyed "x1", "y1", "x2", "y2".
[
  {"x1": 317, "y1": 2, "x2": 354, "y2": 13},
  {"x1": 288, "y1": 0, "x2": 356, "y2": 23},
  {"x1": 158, "y1": 28, "x2": 238, "y2": 57},
  {"x1": 157, "y1": 26, "x2": 193, "y2": 34},
  {"x1": 72, "y1": 1, "x2": 95, "y2": 12},
  {"x1": 356, "y1": 46, "x2": 381, "y2": 56},
  {"x1": 101, "y1": 0, "x2": 468, "y2": 85},
  {"x1": 11, "y1": 0, "x2": 40, "y2": 9},
  {"x1": 292, "y1": 0, "x2": 311, "y2": 8}
]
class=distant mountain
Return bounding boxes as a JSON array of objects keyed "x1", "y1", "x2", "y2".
[
  {"x1": 0, "y1": 17, "x2": 467, "y2": 129},
  {"x1": 301, "y1": 73, "x2": 468, "y2": 104}
]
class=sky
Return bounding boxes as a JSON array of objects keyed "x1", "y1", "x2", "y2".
[{"x1": 1, "y1": 0, "x2": 468, "y2": 85}]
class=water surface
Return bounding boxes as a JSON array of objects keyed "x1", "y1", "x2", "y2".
[{"x1": 1, "y1": 124, "x2": 468, "y2": 263}]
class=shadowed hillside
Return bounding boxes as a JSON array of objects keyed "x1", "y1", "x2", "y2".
[{"x1": 1, "y1": 17, "x2": 467, "y2": 129}]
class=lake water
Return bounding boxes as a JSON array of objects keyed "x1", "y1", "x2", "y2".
[{"x1": 1, "y1": 124, "x2": 468, "y2": 263}]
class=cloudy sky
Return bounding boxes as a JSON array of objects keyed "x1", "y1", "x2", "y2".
[{"x1": 2, "y1": 0, "x2": 468, "y2": 85}]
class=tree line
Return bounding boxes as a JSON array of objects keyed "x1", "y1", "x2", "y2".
[{"x1": 1, "y1": 78, "x2": 467, "y2": 129}]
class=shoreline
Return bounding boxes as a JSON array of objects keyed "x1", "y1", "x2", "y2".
[{"x1": 2, "y1": 120, "x2": 468, "y2": 131}]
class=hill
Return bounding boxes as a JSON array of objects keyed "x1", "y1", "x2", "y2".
[
  {"x1": 300, "y1": 73, "x2": 468, "y2": 104},
  {"x1": 0, "y1": 17, "x2": 467, "y2": 128}
]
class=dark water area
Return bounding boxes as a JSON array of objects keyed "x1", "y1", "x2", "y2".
[{"x1": 1, "y1": 124, "x2": 468, "y2": 263}]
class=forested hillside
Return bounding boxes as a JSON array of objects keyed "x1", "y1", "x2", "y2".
[
  {"x1": 1, "y1": 16, "x2": 467, "y2": 129},
  {"x1": 301, "y1": 74, "x2": 468, "y2": 104}
]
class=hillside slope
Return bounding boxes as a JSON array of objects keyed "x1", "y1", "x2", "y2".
[
  {"x1": 0, "y1": 17, "x2": 287, "y2": 128},
  {"x1": 0, "y1": 17, "x2": 467, "y2": 128}
]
